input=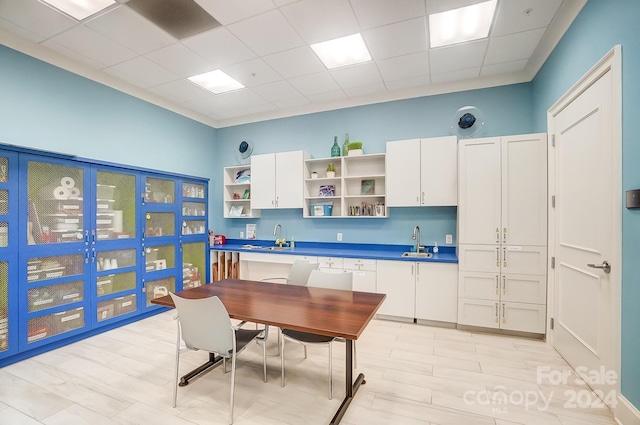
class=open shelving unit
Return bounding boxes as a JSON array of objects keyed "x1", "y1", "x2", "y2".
[
  {"x1": 223, "y1": 165, "x2": 260, "y2": 219},
  {"x1": 303, "y1": 153, "x2": 387, "y2": 218}
]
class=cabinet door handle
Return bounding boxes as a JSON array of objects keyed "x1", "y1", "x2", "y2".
[
  {"x1": 496, "y1": 247, "x2": 500, "y2": 267},
  {"x1": 502, "y1": 303, "x2": 506, "y2": 324},
  {"x1": 503, "y1": 227, "x2": 507, "y2": 243},
  {"x1": 502, "y1": 276, "x2": 506, "y2": 295},
  {"x1": 503, "y1": 248, "x2": 507, "y2": 268},
  {"x1": 495, "y1": 303, "x2": 499, "y2": 323},
  {"x1": 411, "y1": 264, "x2": 414, "y2": 275},
  {"x1": 421, "y1": 191, "x2": 425, "y2": 205},
  {"x1": 496, "y1": 227, "x2": 500, "y2": 243},
  {"x1": 416, "y1": 263, "x2": 419, "y2": 276},
  {"x1": 495, "y1": 275, "x2": 499, "y2": 295},
  {"x1": 84, "y1": 230, "x2": 90, "y2": 245}
]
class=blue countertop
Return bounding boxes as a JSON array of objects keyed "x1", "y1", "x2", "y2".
[{"x1": 210, "y1": 239, "x2": 458, "y2": 263}]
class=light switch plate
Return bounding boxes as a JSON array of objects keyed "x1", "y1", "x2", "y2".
[{"x1": 446, "y1": 234, "x2": 453, "y2": 244}]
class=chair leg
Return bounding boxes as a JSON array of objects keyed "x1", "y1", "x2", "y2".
[
  {"x1": 328, "y1": 342, "x2": 332, "y2": 400},
  {"x1": 354, "y1": 341, "x2": 357, "y2": 370},
  {"x1": 281, "y1": 330, "x2": 285, "y2": 387},
  {"x1": 223, "y1": 357, "x2": 227, "y2": 373},
  {"x1": 303, "y1": 344, "x2": 307, "y2": 359},
  {"x1": 262, "y1": 332, "x2": 267, "y2": 383},
  {"x1": 173, "y1": 348, "x2": 180, "y2": 407},
  {"x1": 229, "y1": 355, "x2": 236, "y2": 425}
]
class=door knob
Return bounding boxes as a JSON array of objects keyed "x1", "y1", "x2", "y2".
[{"x1": 587, "y1": 261, "x2": 611, "y2": 273}]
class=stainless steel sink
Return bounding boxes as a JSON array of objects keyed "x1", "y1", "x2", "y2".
[
  {"x1": 261, "y1": 246, "x2": 291, "y2": 251},
  {"x1": 241, "y1": 245, "x2": 263, "y2": 249},
  {"x1": 402, "y1": 252, "x2": 433, "y2": 258}
]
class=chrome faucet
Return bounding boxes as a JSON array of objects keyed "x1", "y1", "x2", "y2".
[
  {"x1": 412, "y1": 225, "x2": 426, "y2": 253},
  {"x1": 273, "y1": 223, "x2": 284, "y2": 247}
]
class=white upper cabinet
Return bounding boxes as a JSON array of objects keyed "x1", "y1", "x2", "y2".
[
  {"x1": 458, "y1": 134, "x2": 547, "y2": 246},
  {"x1": 251, "y1": 151, "x2": 308, "y2": 209},
  {"x1": 386, "y1": 136, "x2": 457, "y2": 207}
]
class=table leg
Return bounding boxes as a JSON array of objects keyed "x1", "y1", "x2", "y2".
[
  {"x1": 330, "y1": 339, "x2": 365, "y2": 424},
  {"x1": 178, "y1": 352, "x2": 223, "y2": 386}
]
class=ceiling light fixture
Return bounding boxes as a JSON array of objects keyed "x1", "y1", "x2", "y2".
[
  {"x1": 311, "y1": 33, "x2": 372, "y2": 70},
  {"x1": 39, "y1": 0, "x2": 116, "y2": 21},
  {"x1": 429, "y1": 0, "x2": 497, "y2": 48},
  {"x1": 188, "y1": 70, "x2": 245, "y2": 94}
]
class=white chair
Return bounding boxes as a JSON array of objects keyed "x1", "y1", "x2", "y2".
[
  {"x1": 169, "y1": 293, "x2": 266, "y2": 425},
  {"x1": 259, "y1": 261, "x2": 319, "y2": 352},
  {"x1": 280, "y1": 269, "x2": 353, "y2": 399}
]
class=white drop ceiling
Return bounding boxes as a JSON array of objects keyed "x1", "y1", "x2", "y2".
[{"x1": 0, "y1": 0, "x2": 586, "y2": 128}]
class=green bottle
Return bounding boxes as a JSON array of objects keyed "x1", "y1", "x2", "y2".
[
  {"x1": 343, "y1": 133, "x2": 350, "y2": 156},
  {"x1": 331, "y1": 136, "x2": 340, "y2": 157}
]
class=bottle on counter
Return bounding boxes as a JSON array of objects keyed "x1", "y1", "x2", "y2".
[
  {"x1": 331, "y1": 136, "x2": 341, "y2": 157},
  {"x1": 343, "y1": 133, "x2": 350, "y2": 156}
]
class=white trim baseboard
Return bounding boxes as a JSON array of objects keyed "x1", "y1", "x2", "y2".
[{"x1": 616, "y1": 395, "x2": 640, "y2": 425}]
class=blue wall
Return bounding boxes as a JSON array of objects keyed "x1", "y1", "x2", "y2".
[
  {"x1": 0, "y1": 45, "x2": 217, "y2": 185},
  {"x1": 531, "y1": 0, "x2": 640, "y2": 410},
  {"x1": 213, "y1": 84, "x2": 534, "y2": 244}
]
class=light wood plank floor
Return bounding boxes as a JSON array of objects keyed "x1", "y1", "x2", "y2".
[{"x1": 0, "y1": 311, "x2": 617, "y2": 425}]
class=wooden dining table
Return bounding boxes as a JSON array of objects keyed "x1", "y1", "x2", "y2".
[{"x1": 151, "y1": 278, "x2": 386, "y2": 425}]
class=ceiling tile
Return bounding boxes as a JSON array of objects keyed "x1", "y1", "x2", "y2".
[
  {"x1": 329, "y1": 62, "x2": 382, "y2": 90},
  {"x1": 217, "y1": 89, "x2": 268, "y2": 108},
  {"x1": 377, "y1": 52, "x2": 429, "y2": 82},
  {"x1": 288, "y1": 72, "x2": 341, "y2": 96},
  {"x1": 343, "y1": 83, "x2": 386, "y2": 97},
  {"x1": 144, "y1": 43, "x2": 212, "y2": 77},
  {"x1": 194, "y1": 0, "x2": 276, "y2": 25},
  {"x1": 273, "y1": 97, "x2": 311, "y2": 109},
  {"x1": 492, "y1": 0, "x2": 562, "y2": 37},
  {"x1": 0, "y1": 0, "x2": 77, "y2": 39},
  {"x1": 41, "y1": 38, "x2": 104, "y2": 68},
  {"x1": 350, "y1": 0, "x2": 425, "y2": 29},
  {"x1": 431, "y1": 67, "x2": 480, "y2": 84},
  {"x1": 188, "y1": 94, "x2": 238, "y2": 115},
  {"x1": 425, "y1": 0, "x2": 483, "y2": 15},
  {"x1": 104, "y1": 56, "x2": 179, "y2": 88},
  {"x1": 251, "y1": 80, "x2": 302, "y2": 102},
  {"x1": 363, "y1": 17, "x2": 427, "y2": 60},
  {"x1": 481, "y1": 59, "x2": 528, "y2": 76},
  {"x1": 429, "y1": 39, "x2": 488, "y2": 74},
  {"x1": 222, "y1": 58, "x2": 282, "y2": 87},
  {"x1": 228, "y1": 9, "x2": 304, "y2": 56},
  {"x1": 245, "y1": 102, "x2": 279, "y2": 115},
  {"x1": 149, "y1": 79, "x2": 211, "y2": 103},
  {"x1": 43, "y1": 25, "x2": 137, "y2": 68},
  {"x1": 484, "y1": 28, "x2": 545, "y2": 65},
  {"x1": 385, "y1": 75, "x2": 430, "y2": 90},
  {"x1": 280, "y1": 0, "x2": 358, "y2": 44},
  {"x1": 182, "y1": 27, "x2": 256, "y2": 68},
  {"x1": 262, "y1": 46, "x2": 326, "y2": 79},
  {"x1": 85, "y1": 6, "x2": 176, "y2": 54},
  {"x1": 307, "y1": 90, "x2": 347, "y2": 103},
  {"x1": 272, "y1": 0, "x2": 297, "y2": 5},
  {"x1": 0, "y1": 18, "x2": 47, "y2": 43}
]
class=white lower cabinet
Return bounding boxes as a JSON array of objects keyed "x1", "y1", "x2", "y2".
[
  {"x1": 343, "y1": 258, "x2": 376, "y2": 293},
  {"x1": 457, "y1": 299, "x2": 546, "y2": 333},
  {"x1": 416, "y1": 262, "x2": 458, "y2": 323},
  {"x1": 377, "y1": 260, "x2": 458, "y2": 322}
]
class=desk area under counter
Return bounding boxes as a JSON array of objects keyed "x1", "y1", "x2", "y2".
[{"x1": 210, "y1": 239, "x2": 459, "y2": 326}]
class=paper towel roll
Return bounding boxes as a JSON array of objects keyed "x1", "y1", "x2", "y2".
[
  {"x1": 113, "y1": 210, "x2": 123, "y2": 232},
  {"x1": 60, "y1": 177, "x2": 75, "y2": 188},
  {"x1": 68, "y1": 187, "x2": 81, "y2": 198},
  {"x1": 53, "y1": 186, "x2": 71, "y2": 199}
]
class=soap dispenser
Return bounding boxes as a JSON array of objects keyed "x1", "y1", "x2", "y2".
[{"x1": 433, "y1": 241, "x2": 439, "y2": 254}]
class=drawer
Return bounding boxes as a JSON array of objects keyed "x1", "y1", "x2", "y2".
[
  {"x1": 318, "y1": 257, "x2": 343, "y2": 269},
  {"x1": 343, "y1": 258, "x2": 376, "y2": 271},
  {"x1": 239, "y1": 252, "x2": 294, "y2": 264}
]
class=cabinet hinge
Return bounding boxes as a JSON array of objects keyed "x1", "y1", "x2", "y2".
[
  {"x1": 550, "y1": 317, "x2": 555, "y2": 330},
  {"x1": 551, "y1": 195, "x2": 556, "y2": 208},
  {"x1": 551, "y1": 257, "x2": 555, "y2": 269},
  {"x1": 552, "y1": 134, "x2": 556, "y2": 147}
]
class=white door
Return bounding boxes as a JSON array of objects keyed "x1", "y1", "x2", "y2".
[
  {"x1": 550, "y1": 51, "x2": 620, "y2": 401},
  {"x1": 386, "y1": 139, "x2": 421, "y2": 207},
  {"x1": 251, "y1": 153, "x2": 275, "y2": 209},
  {"x1": 275, "y1": 151, "x2": 304, "y2": 208},
  {"x1": 376, "y1": 260, "x2": 414, "y2": 318},
  {"x1": 458, "y1": 137, "x2": 501, "y2": 244},
  {"x1": 502, "y1": 134, "x2": 547, "y2": 246},
  {"x1": 421, "y1": 136, "x2": 458, "y2": 206}
]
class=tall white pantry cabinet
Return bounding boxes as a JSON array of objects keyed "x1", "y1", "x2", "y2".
[{"x1": 457, "y1": 133, "x2": 548, "y2": 334}]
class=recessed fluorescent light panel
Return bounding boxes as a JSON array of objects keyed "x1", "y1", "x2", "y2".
[
  {"x1": 311, "y1": 33, "x2": 372, "y2": 69},
  {"x1": 188, "y1": 70, "x2": 244, "y2": 94},
  {"x1": 40, "y1": 0, "x2": 116, "y2": 20},
  {"x1": 429, "y1": 0, "x2": 497, "y2": 48}
]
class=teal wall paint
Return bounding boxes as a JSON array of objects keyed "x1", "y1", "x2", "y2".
[
  {"x1": 0, "y1": 45, "x2": 217, "y2": 185},
  {"x1": 532, "y1": 0, "x2": 640, "y2": 409},
  {"x1": 213, "y1": 84, "x2": 534, "y2": 243}
]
